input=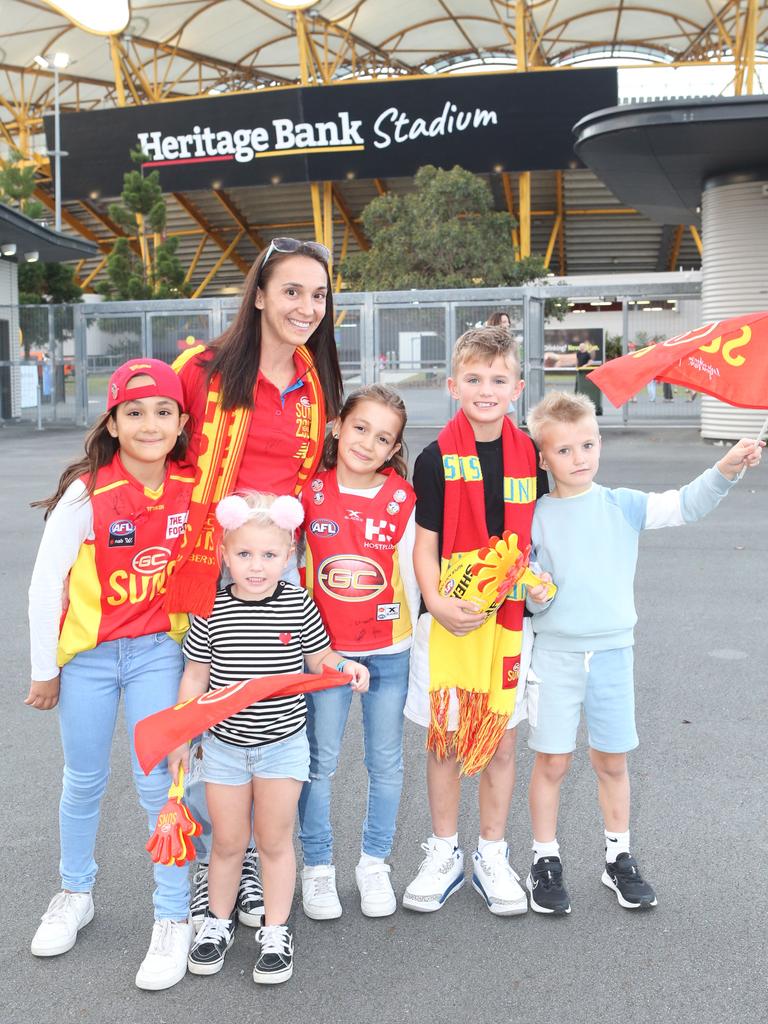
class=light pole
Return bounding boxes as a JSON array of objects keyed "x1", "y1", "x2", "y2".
[{"x1": 34, "y1": 52, "x2": 70, "y2": 232}]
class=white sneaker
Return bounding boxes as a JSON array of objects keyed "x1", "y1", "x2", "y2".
[
  {"x1": 355, "y1": 861, "x2": 396, "y2": 918},
  {"x1": 471, "y1": 844, "x2": 528, "y2": 916},
  {"x1": 402, "y1": 838, "x2": 464, "y2": 912},
  {"x1": 135, "y1": 917, "x2": 194, "y2": 991},
  {"x1": 31, "y1": 891, "x2": 94, "y2": 957},
  {"x1": 301, "y1": 865, "x2": 342, "y2": 920}
]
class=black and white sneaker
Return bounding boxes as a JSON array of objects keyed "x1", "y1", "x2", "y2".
[
  {"x1": 237, "y1": 848, "x2": 265, "y2": 927},
  {"x1": 190, "y1": 862, "x2": 209, "y2": 931},
  {"x1": 253, "y1": 924, "x2": 294, "y2": 985},
  {"x1": 526, "y1": 856, "x2": 571, "y2": 915},
  {"x1": 187, "y1": 911, "x2": 236, "y2": 975},
  {"x1": 602, "y1": 853, "x2": 657, "y2": 909}
]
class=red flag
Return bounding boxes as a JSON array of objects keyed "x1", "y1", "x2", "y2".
[
  {"x1": 134, "y1": 668, "x2": 349, "y2": 775},
  {"x1": 587, "y1": 312, "x2": 768, "y2": 409}
]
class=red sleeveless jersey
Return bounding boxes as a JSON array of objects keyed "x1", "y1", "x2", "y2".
[
  {"x1": 302, "y1": 468, "x2": 416, "y2": 652},
  {"x1": 57, "y1": 455, "x2": 195, "y2": 666}
]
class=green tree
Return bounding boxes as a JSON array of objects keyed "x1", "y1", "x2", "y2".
[
  {"x1": 0, "y1": 150, "x2": 46, "y2": 220},
  {"x1": 97, "y1": 148, "x2": 188, "y2": 300},
  {"x1": 341, "y1": 164, "x2": 554, "y2": 293},
  {"x1": 19, "y1": 262, "x2": 82, "y2": 304}
]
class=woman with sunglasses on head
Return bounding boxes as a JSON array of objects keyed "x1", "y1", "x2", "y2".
[{"x1": 165, "y1": 238, "x2": 343, "y2": 935}]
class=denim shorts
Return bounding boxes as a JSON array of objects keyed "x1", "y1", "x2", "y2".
[
  {"x1": 526, "y1": 647, "x2": 638, "y2": 755},
  {"x1": 201, "y1": 728, "x2": 310, "y2": 785}
]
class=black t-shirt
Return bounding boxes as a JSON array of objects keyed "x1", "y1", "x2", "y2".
[{"x1": 412, "y1": 434, "x2": 549, "y2": 615}]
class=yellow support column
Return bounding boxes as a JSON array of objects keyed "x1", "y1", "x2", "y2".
[{"x1": 519, "y1": 172, "x2": 531, "y2": 259}]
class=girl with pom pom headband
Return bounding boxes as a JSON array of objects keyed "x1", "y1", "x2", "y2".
[{"x1": 216, "y1": 492, "x2": 305, "y2": 539}]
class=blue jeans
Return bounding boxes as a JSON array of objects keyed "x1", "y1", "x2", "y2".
[
  {"x1": 57, "y1": 633, "x2": 189, "y2": 920},
  {"x1": 298, "y1": 650, "x2": 410, "y2": 864}
]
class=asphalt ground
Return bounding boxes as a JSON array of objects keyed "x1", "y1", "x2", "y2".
[{"x1": 2, "y1": 423, "x2": 766, "y2": 1024}]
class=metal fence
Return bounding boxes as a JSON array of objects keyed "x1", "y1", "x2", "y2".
[{"x1": 0, "y1": 279, "x2": 702, "y2": 428}]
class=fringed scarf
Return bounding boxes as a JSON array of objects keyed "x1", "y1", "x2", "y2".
[
  {"x1": 164, "y1": 344, "x2": 325, "y2": 617},
  {"x1": 428, "y1": 411, "x2": 538, "y2": 774}
]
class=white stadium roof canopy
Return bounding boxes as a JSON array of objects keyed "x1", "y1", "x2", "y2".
[{"x1": 2, "y1": 2, "x2": 766, "y2": 292}]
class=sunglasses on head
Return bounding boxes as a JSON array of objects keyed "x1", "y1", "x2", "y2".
[{"x1": 261, "y1": 237, "x2": 331, "y2": 271}]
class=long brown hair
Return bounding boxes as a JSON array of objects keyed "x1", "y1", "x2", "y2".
[
  {"x1": 322, "y1": 384, "x2": 409, "y2": 479},
  {"x1": 32, "y1": 411, "x2": 188, "y2": 519},
  {"x1": 204, "y1": 245, "x2": 343, "y2": 416}
]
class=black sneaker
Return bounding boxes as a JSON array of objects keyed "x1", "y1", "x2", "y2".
[
  {"x1": 187, "y1": 911, "x2": 236, "y2": 975},
  {"x1": 237, "y1": 848, "x2": 265, "y2": 927},
  {"x1": 526, "y1": 857, "x2": 571, "y2": 915},
  {"x1": 253, "y1": 924, "x2": 294, "y2": 985},
  {"x1": 190, "y1": 862, "x2": 209, "y2": 931},
  {"x1": 602, "y1": 853, "x2": 658, "y2": 909}
]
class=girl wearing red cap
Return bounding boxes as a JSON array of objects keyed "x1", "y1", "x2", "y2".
[{"x1": 25, "y1": 359, "x2": 195, "y2": 992}]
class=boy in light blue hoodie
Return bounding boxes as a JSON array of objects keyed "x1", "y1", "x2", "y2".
[{"x1": 523, "y1": 391, "x2": 762, "y2": 916}]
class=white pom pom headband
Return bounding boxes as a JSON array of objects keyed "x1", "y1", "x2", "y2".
[{"x1": 215, "y1": 493, "x2": 304, "y2": 536}]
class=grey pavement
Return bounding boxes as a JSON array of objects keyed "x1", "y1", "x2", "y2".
[{"x1": 1, "y1": 423, "x2": 766, "y2": 1024}]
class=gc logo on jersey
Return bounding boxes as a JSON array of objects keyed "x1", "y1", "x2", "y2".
[
  {"x1": 310, "y1": 519, "x2": 339, "y2": 537},
  {"x1": 108, "y1": 519, "x2": 135, "y2": 547},
  {"x1": 132, "y1": 546, "x2": 171, "y2": 575},
  {"x1": 317, "y1": 555, "x2": 387, "y2": 602}
]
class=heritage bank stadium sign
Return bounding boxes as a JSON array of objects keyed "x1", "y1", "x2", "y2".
[{"x1": 47, "y1": 69, "x2": 617, "y2": 200}]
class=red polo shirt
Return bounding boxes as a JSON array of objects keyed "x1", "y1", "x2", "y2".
[{"x1": 178, "y1": 351, "x2": 314, "y2": 497}]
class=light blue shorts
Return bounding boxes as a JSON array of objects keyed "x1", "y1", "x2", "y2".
[
  {"x1": 526, "y1": 647, "x2": 638, "y2": 754},
  {"x1": 201, "y1": 728, "x2": 310, "y2": 785}
]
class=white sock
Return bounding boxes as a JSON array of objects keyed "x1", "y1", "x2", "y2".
[
  {"x1": 477, "y1": 836, "x2": 506, "y2": 855},
  {"x1": 532, "y1": 838, "x2": 560, "y2": 864},
  {"x1": 604, "y1": 829, "x2": 630, "y2": 863},
  {"x1": 358, "y1": 852, "x2": 385, "y2": 868},
  {"x1": 434, "y1": 832, "x2": 459, "y2": 850}
]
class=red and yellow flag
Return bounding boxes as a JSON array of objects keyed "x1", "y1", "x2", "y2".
[{"x1": 134, "y1": 668, "x2": 349, "y2": 775}]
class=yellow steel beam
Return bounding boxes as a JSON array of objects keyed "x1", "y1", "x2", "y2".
[
  {"x1": 212, "y1": 189, "x2": 266, "y2": 249},
  {"x1": 689, "y1": 224, "x2": 703, "y2": 256},
  {"x1": 81, "y1": 256, "x2": 108, "y2": 290},
  {"x1": 556, "y1": 169, "x2": 566, "y2": 275},
  {"x1": 374, "y1": 178, "x2": 388, "y2": 196},
  {"x1": 171, "y1": 192, "x2": 250, "y2": 274},
  {"x1": 110, "y1": 35, "x2": 127, "y2": 107},
  {"x1": 79, "y1": 199, "x2": 141, "y2": 256},
  {"x1": 334, "y1": 224, "x2": 350, "y2": 293},
  {"x1": 310, "y1": 182, "x2": 324, "y2": 242},
  {"x1": 33, "y1": 189, "x2": 113, "y2": 251},
  {"x1": 668, "y1": 224, "x2": 684, "y2": 270},
  {"x1": 501, "y1": 171, "x2": 520, "y2": 256},
  {"x1": 192, "y1": 230, "x2": 245, "y2": 298},
  {"x1": 332, "y1": 185, "x2": 369, "y2": 251},
  {"x1": 518, "y1": 171, "x2": 531, "y2": 258},
  {"x1": 184, "y1": 234, "x2": 209, "y2": 287}
]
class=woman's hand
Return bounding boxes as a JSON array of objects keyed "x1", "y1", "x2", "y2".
[
  {"x1": 527, "y1": 572, "x2": 554, "y2": 604},
  {"x1": 24, "y1": 676, "x2": 60, "y2": 711}
]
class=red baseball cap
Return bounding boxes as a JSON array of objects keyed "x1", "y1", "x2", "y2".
[{"x1": 106, "y1": 358, "x2": 185, "y2": 412}]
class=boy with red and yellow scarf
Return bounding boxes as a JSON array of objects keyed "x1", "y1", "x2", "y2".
[{"x1": 402, "y1": 326, "x2": 548, "y2": 917}]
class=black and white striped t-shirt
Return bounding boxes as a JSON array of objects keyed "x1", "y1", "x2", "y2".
[{"x1": 183, "y1": 581, "x2": 330, "y2": 747}]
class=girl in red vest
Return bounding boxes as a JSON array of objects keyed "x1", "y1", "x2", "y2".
[
  {"x1": 25, "y1": 359, "x2": 195, "y2": 992},
  {"x1": 298, "y1": 384, "x2": 419, "y2": 920}
]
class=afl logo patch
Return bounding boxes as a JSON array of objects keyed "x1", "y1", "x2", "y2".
[
  {"x1": 317, "y1": 555, "x2": 387, "y2": 603},
  {"x1": 310, "y1": 519, "x2": 339, "y2": 537},
  {"x1": 108, "y1": 519, "x2": 135, "y2": 547},
  {"x1": 393, "y1": 489, "x2": 407, "y2": 503},
  {"x1": 132, "y1": 546, "x2": 171, "y2": 575}
]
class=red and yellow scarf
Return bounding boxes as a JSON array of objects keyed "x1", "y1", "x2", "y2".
[
  {"x1": 164, "y1": 344, "x2": 325, "y2": 617},
  {"x1": 428, "y1": 411, "x2": 538, "y2": 774}
]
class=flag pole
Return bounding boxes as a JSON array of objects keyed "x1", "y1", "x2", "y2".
[{"x1": 755, "y1": 414, "x2": 768, "y2": 443}]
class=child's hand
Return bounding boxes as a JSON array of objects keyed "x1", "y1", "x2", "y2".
[
  {"x1": 717, "y1": 438, "x2": 764, "y2": 479},
  {"x1": 527, "y1": 572, "x2": 554, "y2": 604},
  {"x1": 344, "y1": 660, "x2": 370, "y2": 693},
  {"x1": 24, "y1": 676, "x2": 60, "y2": 711},
  {"x1": 429, "y1": 594, "x2": 487, "y2": 637},
  {"x1": 167, "y1": 743, "x2": 190, "y2": 782}
]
